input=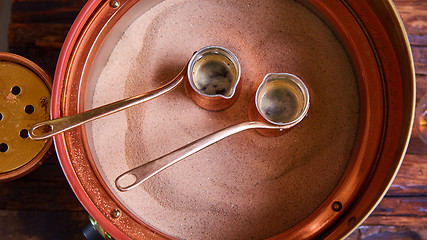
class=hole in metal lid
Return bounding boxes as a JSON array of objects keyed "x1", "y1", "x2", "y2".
[
  {"x1": 0, "y1": 143, "x2": 8, "y2": 153},
  {"x1": 11, "y1": 86, "x2": 21, "y2": 95},
  {"x1": 24, "y1": 105, "x2": 35, "y2": 114},
  {"x1": 20, "y1": 129, "x2": 29, "y2": 139}
]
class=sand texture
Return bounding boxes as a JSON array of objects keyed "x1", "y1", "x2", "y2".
[{"x1": 89, "y1": 0, "x2": 360, "y2": 239}]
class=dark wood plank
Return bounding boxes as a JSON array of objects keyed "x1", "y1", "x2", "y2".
[
  {"x1": 388, "y1": 154, "x2": 427, "y2": 196},
  {"x1": 394, "y1": 0, "x2": 427, "y2": 45},
  {"x1": 412, "y1": 47, "x2": 427, "y2": 75},
  {"x1": 414, "y1": 74, "x2": 427, "y2": 102},
  {"x1": 348, "y1": 225, "x2": 425, "y2": 240},
  {"x1": 0, "y1": 210, "x2": 87, "y2": 240},
  {"x1": 407, "y1": 137, "x2": 427, "y2": 155},
  {"x1": 8, "y1": 22, "x2": 71, "y2": 75},
  {"x1": 0, "y1": 154, "x2": 85, "y2": 211},
  {"x1": 367, "y1": 197, "x2": 427, "y2": 225},
  {"x1": 7, "y1": 0, "x2": 87, "y2": 75},
  {"x1": 11, "y1": 0, "x2": 86, "y2": 23}
]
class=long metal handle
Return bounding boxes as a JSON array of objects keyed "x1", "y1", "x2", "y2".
[
  {"x1": 115, "y1": 121, "x2": 290, "y2": 191},
  {"x1": 29, "y1": 65, "x2": 188, "y2": 140}
]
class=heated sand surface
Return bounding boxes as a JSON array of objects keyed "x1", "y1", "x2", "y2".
[{"x1": 89, "y1": 0, "x2": 360, "y2": 239}]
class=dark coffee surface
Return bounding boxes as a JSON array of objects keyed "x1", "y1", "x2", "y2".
[{"x1": 192, "y1": 54, "x2": 236, "y2": 96}]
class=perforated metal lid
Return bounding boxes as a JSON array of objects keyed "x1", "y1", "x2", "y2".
[{"x1": 0, "y1": 52, "x2": 52, "y2": 181}]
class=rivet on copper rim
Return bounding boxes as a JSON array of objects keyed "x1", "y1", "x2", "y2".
[
  {"x1": 109, "y1": 0, "x2": 120, "y2": 8},
  {"x1": 332, "y1": 201, "x2": 343, "y2": 212},
  {"x1": 111, "y1": 209, "x2": 121, "y2": 218},
  {"x1": 348, "y1": 216, "x2": 357, "y2": 227}
]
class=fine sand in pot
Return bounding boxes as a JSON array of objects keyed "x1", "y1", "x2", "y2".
[{"x1": 89, "y1": 0, "x2": 360, "y2": 239}]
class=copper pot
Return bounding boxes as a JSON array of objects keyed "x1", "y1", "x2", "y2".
[{"x1": 51, "y1": 0, "x2": 415, "y2": 239}]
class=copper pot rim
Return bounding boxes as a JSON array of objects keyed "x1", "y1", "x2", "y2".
[{"x1": 51, "y1": 0, "x2": 415, "y2": 239}]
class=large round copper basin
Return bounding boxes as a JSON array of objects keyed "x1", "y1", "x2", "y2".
[{"x1": 51, "y1": 0, "x2": 415, "y2": 239}]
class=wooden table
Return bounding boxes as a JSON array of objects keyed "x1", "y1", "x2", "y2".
[{"x1": 1, "y1": 1, "x2": 426, "y2": 239}]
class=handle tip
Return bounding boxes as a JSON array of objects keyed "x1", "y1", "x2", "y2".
[
  {"x1": 28, "y1": 123, "x2": 54, "y2": 140},
  {"x1": 115, "y1": 173, "x2": 139, "y2": 192}
]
